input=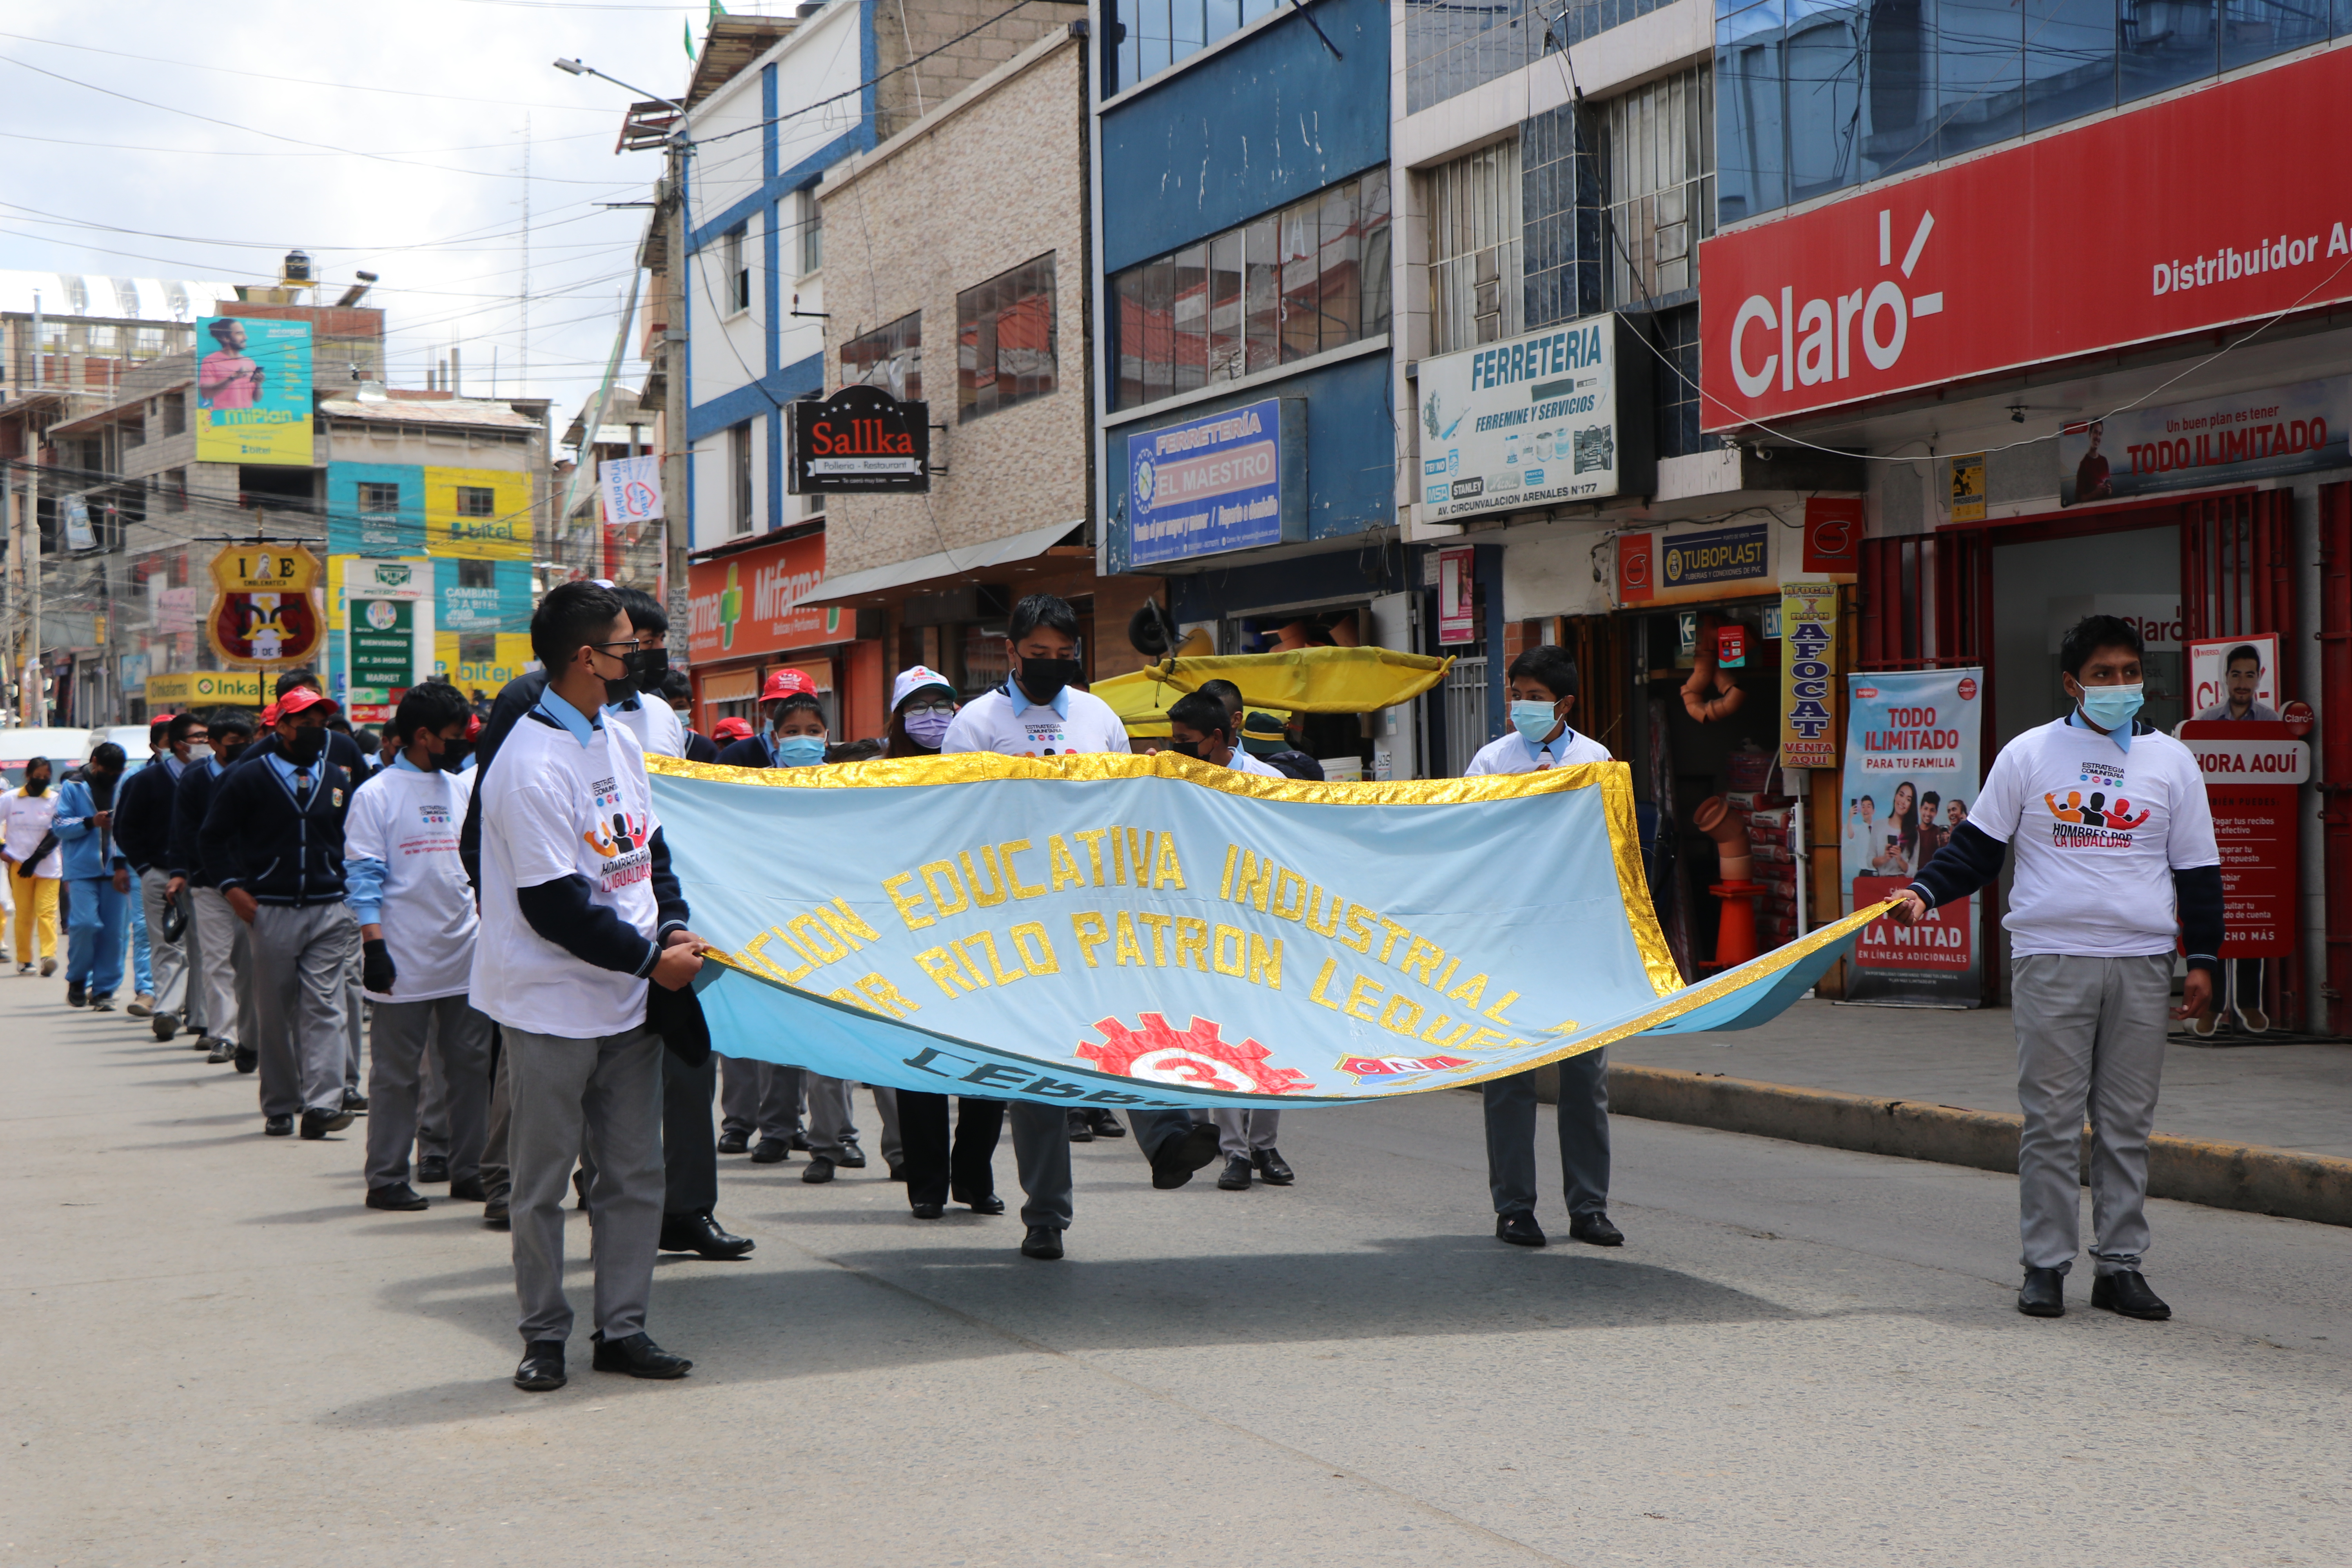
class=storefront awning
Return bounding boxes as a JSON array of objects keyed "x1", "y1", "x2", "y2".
[
  {"x1": 1093, "y1": 646, "x2": 1455, "y2": 737},
  {"x1": 801, "y1": 518, "x2": 1085, "y2": 607}
]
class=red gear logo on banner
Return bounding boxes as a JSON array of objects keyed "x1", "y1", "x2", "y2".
[{"x1": 1077, "y1": 1013, "x2": 1314, "y2": 1096}]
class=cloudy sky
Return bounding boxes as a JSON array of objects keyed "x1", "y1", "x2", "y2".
[{"x1": 0, "y1": 0, "x2": 799, "y2": 434}]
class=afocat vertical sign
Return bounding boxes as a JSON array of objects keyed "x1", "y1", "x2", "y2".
[{"x1": 1779, "y1": 583, "x2": 1838, "y2": 769}]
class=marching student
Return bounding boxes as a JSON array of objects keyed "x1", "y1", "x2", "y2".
[
  {"x1": 2, "y1": 756, "x2": 63, "y2": 975},
  {"x1": 120, "y1": 717, "x2": 171, "y2": 1018},
  {"x1": 169, "y1": 710, "x2": 256, "y2": 1066},
  {"x1": 199, "y1": 689, "x2": 360, "y2": 1140},
  {"x1": 53, "y1": 743, "x2": 133, "y2": 1011},
  {"x1": 1893, "y1": 613, "x2": 2220, "y2": 1321},
  {"x1": 344, "y1": 683, "x2": 494, "y2": 1213},
  {"x1": 474, "y1": 580, "x2": 703, "y2": 1391},
  {"x1": 1165, "y1": 692, "x2": 1296, "y2": 1193},
  {"x1": 941, "y1": 592, "x2": 1222, "y2": 1260},
  {"x1": 604, "y1": 586, "x2": 688, "y2": 760},
  {"x1": 1465, "y1": 646, "x2": 1624, "y2": 1250},
  {"x1": 117, "y1": 713, "x2": 206, "y2": 1039}
]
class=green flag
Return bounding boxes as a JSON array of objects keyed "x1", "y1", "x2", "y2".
[{"x1": 683, "y1": 18, "x2": 696, "y2": 58}]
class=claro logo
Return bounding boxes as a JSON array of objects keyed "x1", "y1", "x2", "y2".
[{"x1": 1730, "y1": 210, "x2": 1945, "y2": 399}]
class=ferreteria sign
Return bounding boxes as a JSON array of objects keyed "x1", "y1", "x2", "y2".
[
  {"x1": 788, "y1": 385, "x2": 931, "y2": 494},
  {"x1": 1416, "y1": 313, "x2": 1654, "y2": 525}
]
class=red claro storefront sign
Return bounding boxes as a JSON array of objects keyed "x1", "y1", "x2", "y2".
[{"x1": 1698, "y1": 47, "x2": 2352, "y2": 430}]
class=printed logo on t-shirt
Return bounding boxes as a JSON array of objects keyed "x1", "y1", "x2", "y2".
[
  {"x1": 2076, "y1": 757, "x2": 2125, "y2": 789},
  {"x1": 417, "y1": 800, "x2": 451, "y2": 828},
  {"x1": 581, "y1": 789, "x2": 652, "y2": 889},
  {"x1": 1017, "y1": 717, "x2": 1071, "y2": 758},
  {"x1": 2042, "y1": 788, "x2": 2151, "y2": 848}
]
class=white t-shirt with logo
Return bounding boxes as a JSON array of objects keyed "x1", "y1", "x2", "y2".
[
  {"x1": 470, "y1": 713, "x2": 661, "y2": 1038},
  {"x1": 346, "y1": 764, "x2": 477, "y2": 1001},
  {"x1": 1464, "y1": 726, "x2": 1612, "y2": 775},
  {"x1": 1967, "y1": 717, "x2": 2220, "y2": 958},
  {"x1": 941, "y1": 684, "x2": 1131, "y2": 758}
]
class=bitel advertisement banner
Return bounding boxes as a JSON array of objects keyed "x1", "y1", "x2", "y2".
[
  {"x1": 1840, "y1": 668, "x2": 1984, "y2": 1006},
  {"x1": 1699, "y1": 46, "x2": 2352, "y2": 429}
]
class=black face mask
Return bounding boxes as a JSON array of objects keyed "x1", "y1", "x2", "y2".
[
  {"x1": 23, "y1": 775, "x2": 47, "y2": 795},
  {"x1": 441, "y1": 739, "x2": 474, "y2": 771},
  {"x1": 630, "y1": 645, "x2": 670, "y2": 695},
  {"x1": 1166, "y1": 740, "x2": 1203, "y2": 760},
  {"x1": 285, "y1": 728, "x2": 328, "y2": 765},
  {"x1": 218, "y1": 741, "x2": 246, "y2": 765},
  {"x1": 1018, "y1": 656, "x2": 1084, "y2": 705}
]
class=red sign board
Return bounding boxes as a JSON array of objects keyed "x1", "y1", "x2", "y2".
[
  {"x1": 1699, "y1": 47, "x2": 2352, "y2": 430},
  {"x1": 1615, "y1": 532, "x2": 1653, "y2": 603},
  {"x1": 1851, "y1": 876, "x2": 1973, "y2": 973},
  {"x1": 2180, "y1": 720, "x2": 2303, "y2": 956},
  {"x1": 686, "y1": 533, "x2": 840, "y2": 663},
  {"x1": 1802, "y1": 497, "x2": 1862, "y2": 575}
]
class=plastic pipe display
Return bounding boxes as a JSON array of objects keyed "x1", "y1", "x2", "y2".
[{"x1": 1694, "y1": 795, "x2": 1752, "y2": 883}]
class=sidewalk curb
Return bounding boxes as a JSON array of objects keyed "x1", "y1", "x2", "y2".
[{"x1": 1602, "y1": 1066, "x2": 2352, "y2": 1229}]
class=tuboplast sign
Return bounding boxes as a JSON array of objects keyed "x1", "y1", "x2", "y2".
[{"x1": 1699, "y1": 47, "x2": 2352, "y2": 430}]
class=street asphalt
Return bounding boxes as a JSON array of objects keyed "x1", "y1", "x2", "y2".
[{"x1": 6, "y1": 975, "x2": 2347, "y2": 1566}]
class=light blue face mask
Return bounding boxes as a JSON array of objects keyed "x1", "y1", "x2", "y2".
[
  {"x1": 775, "y1": 734, "x2": 828, "y2": 767},
  {"x1": 1509, "y1": 699, "x2": 1562, "y2": 743},
  {"x1": 2076, "y1": 682, "x2": 2144, "y2": 731}
]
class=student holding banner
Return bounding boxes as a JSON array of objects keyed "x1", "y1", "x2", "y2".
[
  {"x1": 1893, "y1": 614, "x2": 2220, "y2": 1323},
  {"x1": 940, "y1": 592, "x2": 1222, "y2": 1260},
  {"x1": 1463, "y1": 646, "x2": 1623, "y2": 1249}
]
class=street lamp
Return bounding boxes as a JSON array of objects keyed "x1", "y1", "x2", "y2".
[{"x1": 552, "y1": 58, "x2": 689, "y2": 123}]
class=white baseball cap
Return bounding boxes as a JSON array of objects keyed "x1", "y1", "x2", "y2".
[{"x1": 892, "y1": 665, "x2": 955, "y2": 713}]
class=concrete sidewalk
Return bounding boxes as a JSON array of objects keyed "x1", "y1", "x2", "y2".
[{"x1": 1617, "y1": 999, "x2": 2352, "y2": 1160}]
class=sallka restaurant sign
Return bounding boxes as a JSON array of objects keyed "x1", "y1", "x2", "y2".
[{"x1": 788, "y1": 385, "x2": 930, "y2": 494}]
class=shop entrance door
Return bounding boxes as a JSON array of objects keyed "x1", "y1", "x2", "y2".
[{"x1": 1989, "y1": 523, "x2": 2185, "y2": 750}]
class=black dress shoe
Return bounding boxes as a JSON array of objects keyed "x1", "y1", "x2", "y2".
[
  {"x1": 1254, "y1": 1148, "x2": 1296, "y2": 1185},
  {"x1": 151, "y1": 1012, "x2": 179, "y2": 1042},
  {"x1": 1066, "y1": 1108, "x2": 1095, "y2": 1143},
  {"x1": 1088, "y1": 1107, "x2": 1127, "y2": 1138},
  {"x1": 1151, "y1": 1121, "x2": 1223, "y2": 1189},
  {"x1": 87, "y1": 992, "x2": 114, "y2": 1011},
  {"x1": 191, "y1": 1030, "x2": 214, "y2": 1051},
  {"x1": 232, "y1": 1045, "x2": 257, "y2": 1074},
  {"x1": 65, "y1": 980, "x2": 85, "y2": 1007},
  {"x1": 367, "y1": 1183, "x2": 429, "y2": 1212},
  {"x1": 788, "y1": 1132, "x2": 810, "y2": 1152},
  {"x1": 2018, "y1": 1267, "x2": 2066, "y2": 1318},
  {"x1": 658, "y1": 1210, "x2": 755, "y2": 1259},
  {"x1": 835, "y1": 1145, "x2": 867, "y2": 1169},
  {"x1": 416, "y1": 1156, "x2": 450, "y2": 1184},
  {"x1": 342, "y1": 1089, "x2": 368, "y2": 1113},
  {"x1": 717, "y1": 1129, "x2": 751, "y2": 1155},
  {"x1": 748, "y1": 1137, "x2": 790, "y2": 1165},
  {"x1": 483, "y1": 1201, "x2": 510, "y2": 1230},
  {"x1": 1496, "y1": 1212, "x2": 1547, "y2": 1247},
  {"x1": 263, "y1": 1114, "x2": 293, "y2": 1137},
  {"x1": 1216, "y1": 1154, "x2": 1252, "y2": 1190},
  {"x1": 1568, "y1": 1212, "x2": 1625, "y2": 1247},
  {"x1": 514, "y1": 1341, "x2": 567, "y2": 1392},
  {"x1": 449, "y1": 1175, "x2": 488, "y2": 1203},
  {"x1": 801, "y1": 1156, "x2": 837, "y2": 1184},
  {"x1": 205, "y1": 1037, "x2": 234, "y2": 1064},
  {"x1": 591, "y1": 1330, "x2": 691, "y2": 1379},
  {"x1": 1020, "y1": 1225, "x2": 1065, "y2": 1260},
  {"x1": 910, "y1": 1201, "x2": 945, "y2": 1219},
  {"x1": 2090, "y1": 1269, "x2": 2171, "y2": 1320},
  {"x1": 300, "y1": 1108, "x2": 354, "y2": 1140},
  {"x1": 959, "y1": 1193, "x2": 1005, "y2": 1215}
]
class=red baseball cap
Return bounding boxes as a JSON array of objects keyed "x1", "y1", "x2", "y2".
[
  {"x1": 275, "y1": 686, "x2": 339, "y2": 720},
  {"x1": 760, "y1": 668, "x2": 820, "y2": 703},
  {"x1": 464, "y1": 712, "x2": 483, "y2": 740},
  {"x1": 713, "y1": 716, "x2": 753, "y2": 742},
  {"x1": 260, "y1": 702, "x2": 279, "y2": 726}
]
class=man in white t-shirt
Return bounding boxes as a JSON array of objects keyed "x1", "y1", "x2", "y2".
[
  {"x1": 605, "y1": 585, "x2": 689, "y2": 760},
  {"x1": 345, "y1": 683, "x2": 492, "y2": 1214},
  {"x1": 940, "y1": 592, "x2": 1222, "y2": 1260},
  {"x1": 476, "y1": 581, "x2": 707, "y2": 1392},
  {"x1": 1895, "y1": 614, "x2": 2221, "y2": 1323},
  {"x1": 1464, "y1": 646, "x2": 1624, "y2": 1251}
]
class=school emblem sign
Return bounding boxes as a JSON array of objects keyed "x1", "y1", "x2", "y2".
[{"x1": 207, "y1": 543, "x2": 325, "y2": 670}]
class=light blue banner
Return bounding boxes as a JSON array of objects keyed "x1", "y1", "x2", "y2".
[{"x1": 655, "y1": 754, "x2": 1886, "y2": 1109}]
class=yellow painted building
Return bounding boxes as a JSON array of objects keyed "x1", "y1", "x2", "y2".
[{"x1": 422, "y1": 466, "x2": 535, "y2": 561}]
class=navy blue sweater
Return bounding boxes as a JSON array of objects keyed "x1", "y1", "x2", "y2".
[{"x1": 197, "y1": 757, "x2": 354, "y2": 906}]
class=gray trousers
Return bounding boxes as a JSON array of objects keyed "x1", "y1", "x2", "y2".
[
  {"x1": 802, "y1": 1076, "x2": 903, "y2": 1164},
  {"x1": 2012, "y1": 953, "x2": 2172, "y2": 1276},
  {"x1": 1011, "y1": 1102, "x2": 1199, "y2": 1232},
  {"x1": 137, "y1": 868, "x2": 188, "y2": 1018},
  {"x1": 483, "y1": 1032, "x2": 511, "y2": 1207},
  {"x1": 1484, "y1": 1049, "x2": 1611, "y2": 1218},
  {"x1": 187, "y1": 886, "x2": 243, "y2": 1044},
  {"x1": 249, "y1": 903, "x2": 360, "y2": 1119},
  {"x1": 1209, "y1": 1107, "x2": 1281, "y2": 1158},
  {"x1": 342, "y1": 947, "x2": 365, "y2": 1094},
  {"x1": 417, "y1": 1027, "x2": 450, "y2": 1165},
  {"x1": 506, "y1": 1024, "x2": 665, "y2": 1346},
  {"x1": 367, "y1": 996, "x2": 491, "y2": 1190},
  {"x1": 720, "y1": 1056, "x2": 803, "y2": 1140}
]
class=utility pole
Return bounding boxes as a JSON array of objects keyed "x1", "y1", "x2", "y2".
[
  {"x1": 26, "y1": 445, "x2": 42, "y2": 727},
  {"x1": 662, "y1": 144, "x2": 690, "y2": 648}
]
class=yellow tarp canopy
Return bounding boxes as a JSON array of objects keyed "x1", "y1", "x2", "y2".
[{"x1": 1093, "y1": 646, "x2": 1455, "y2": 738}]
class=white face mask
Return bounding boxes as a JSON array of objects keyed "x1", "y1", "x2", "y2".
[{"x1": 185, "y1": 743, "x2": 214, "y2": 764}]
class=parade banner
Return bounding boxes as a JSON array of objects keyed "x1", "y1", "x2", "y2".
[
  {"x1": 652, "y1": 753, "x2": 1891, "y2": 1109},
  {"x1": 1840, "y1": 668, "x2": 1983, "y2": 1005}
]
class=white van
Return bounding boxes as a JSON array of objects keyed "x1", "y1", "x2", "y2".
[
  {"x1": 92, "y1": 725, "x2": 156, "y2": 767},
  {"x1": 0, "y1": 728, "x2": 95, "y2": 788}
]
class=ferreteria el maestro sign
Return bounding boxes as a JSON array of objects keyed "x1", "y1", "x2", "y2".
[
  {"x1": 1416, "y1": 313, "x2": 1654, "y2": 525},
  {"x1": 788, "y1": 385, "x2": 931, "y2": 494}
]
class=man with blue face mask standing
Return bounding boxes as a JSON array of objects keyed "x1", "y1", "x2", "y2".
[
  {"x1": 1893, "y1": 614, "x2": 2221, "y2": 1323},
  {"x1": 1463, "y1": 645, "x2": 1623, "y2": 1250}
]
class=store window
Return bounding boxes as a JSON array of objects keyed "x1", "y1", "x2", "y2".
[
  {"x1": 454, "y1": 486, "x2": 496, "y2": 518},
  {"x1": 800, "y1": 196, "x2": 824, "y2": 275},
  {"x1": 1602, "y1": 65, "x2": 1714, "y2": 308},
  {"x1": 162, "y1": 389, "x2": 186, "y2": 437},
  {"x1": 721, "y1": 224, "x2": 750, "y2": 315},
  {"x1": 729, "y1": 422, "x2": 755, "y2": 535},
  {"x1": 1426, "y1": 142, "x2": 1522, "y2": 354},
  {"x1": 841, "y1": 311, "x2": 922, "y2": 402},
  {"x1": 457, "y1": 558, "x2": 495, "y2": 590},
  {"x1": 1110, "y1": 0, "x2": 1283, "y2": 93},
  {"x1": 1406, "y1": 0, "x2": 1675, "y2": 116},
  {"x1": 958, "y1": 254, "x2": 1058, "y2": 422},
  {"x1": 459, "y1": 633, "x2": 497, "y2": 664},
  {"x1": 1109, "y1": 168, "x2": 1389, "y2": 411},
  {"x1": 359, "y1": 481, "x2": 400, "y2": 515}
]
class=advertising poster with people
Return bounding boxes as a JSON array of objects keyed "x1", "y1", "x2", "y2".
[
  {"x1": 194, "y1": 315, "x2": 314, "y2": 465},
  {"x1": 1841, "y1": 668, "x2": 1984, "y2": 1005}
]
